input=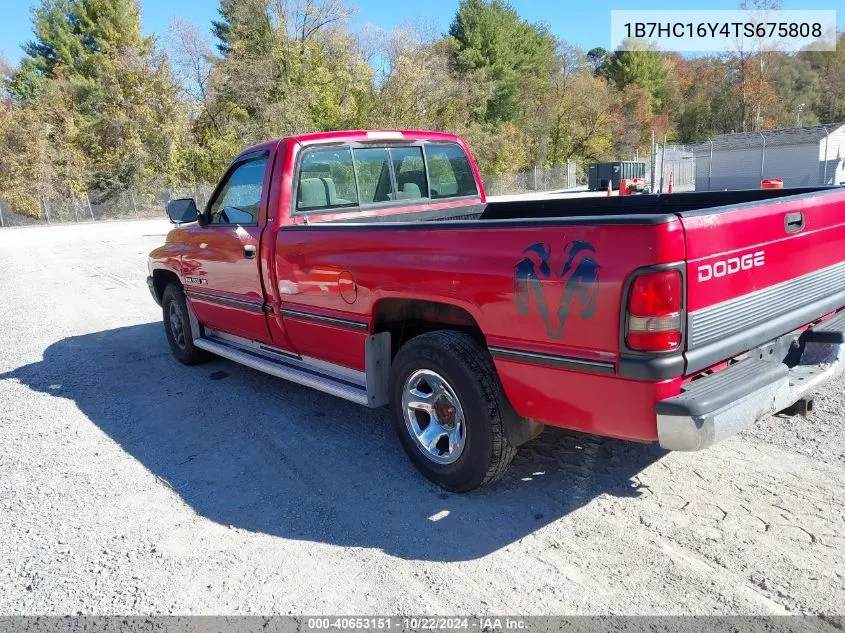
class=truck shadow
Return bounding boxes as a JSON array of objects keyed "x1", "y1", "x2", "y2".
[{"x1": 2, "y1": 323, "x2": 666, "y2": 562}]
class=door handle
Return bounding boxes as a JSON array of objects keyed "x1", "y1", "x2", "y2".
[{"x1": 243, "y1": 244, "x2": 257, "y2": 259}]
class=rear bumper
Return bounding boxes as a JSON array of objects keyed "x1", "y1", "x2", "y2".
[
  {"x1": 146, "y1": 276, "x2": 161, "y2": 306},
  {"x1": 656, "y1": 316, "x2": 845, "y2": 451}
]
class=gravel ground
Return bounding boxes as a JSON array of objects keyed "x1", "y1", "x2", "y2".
[{"x1": 0, "y1": 219, "x2": 843, "y2": 616}]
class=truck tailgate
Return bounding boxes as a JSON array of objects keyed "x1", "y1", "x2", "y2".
[{"x1": 680, "y1": 188, "x2": 845, "y2": 374}]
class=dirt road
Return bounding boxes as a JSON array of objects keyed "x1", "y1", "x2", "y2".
[{"x1": 0, "y1": 220, "x2": 842, "y2": 615}]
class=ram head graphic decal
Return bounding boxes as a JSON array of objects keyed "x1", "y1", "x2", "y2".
[{"x1": 513, "y1": 241, "x2": 600, "y2": 339}]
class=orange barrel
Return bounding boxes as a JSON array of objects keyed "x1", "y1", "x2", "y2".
[{"x1": 761, "y1": 178, "x2": 783, "y2": 189}]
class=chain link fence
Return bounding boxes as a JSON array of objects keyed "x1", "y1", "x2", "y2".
[
  {"x1": 0, "y1": 184, "x2": 216, "y2": 229},
  {"x1": 642, "y1": 144, "x2": 696, "y2": 193},
  {"x1": 641, "y1": 124, "x2": 845, "y2": 193},
  {"x1": 0, "y1": 164, "x2": 580, "y2": 228},
  {"x1": 480, "y1": 162, "x2": 579, "y2": 197},
  {"x1": 691, "y1": 125, "x2": 845, "y2": 191}
]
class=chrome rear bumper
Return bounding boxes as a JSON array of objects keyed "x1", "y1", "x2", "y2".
[{"x1": 657, "y1": 316, "x2": 845, "y2": 451}]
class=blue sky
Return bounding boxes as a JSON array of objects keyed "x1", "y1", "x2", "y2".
[{"x1": 0, "y1": 0, "x2": 842, "y2": 64}]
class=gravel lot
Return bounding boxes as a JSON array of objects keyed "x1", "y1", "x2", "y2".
[{"x1": 0, "y1": 219, "x2": 843, "y2": 616}]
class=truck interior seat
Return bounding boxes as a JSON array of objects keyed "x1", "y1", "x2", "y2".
[
  {"x1": 398, "y1": 171, "x2": 427, "y2": 197},
  {"x1": 398, "y1": 183, "x2": 421, "y2": 200},
  {"x1": 299, "y1": 176, "x2": 352, "y2": 208},
  {"x1": 298, "y1": 177, "x2": 328, "y2": 208}
]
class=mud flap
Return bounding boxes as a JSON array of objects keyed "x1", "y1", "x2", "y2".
[{"x1": 504, "y1": 414, "x2": 544, "y2": 448}]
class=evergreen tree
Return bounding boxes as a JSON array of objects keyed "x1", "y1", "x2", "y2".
[
  {"x1": 599, "y1": 39, "x2": 668, "y2": 112},
  {"x1": 448, "y1": 0, "x2": 557, "y2": 124},
  {"x1": 211, "y1": 0, "x2": 237, "y2": 56},
  {"x1": 8, "y1": 0, "x2": 184, "y2": 196}
]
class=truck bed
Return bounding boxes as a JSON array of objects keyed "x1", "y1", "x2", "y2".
[
  {"x1": 480, "y1": 186, "x2": 837, "y2": 220},
  {"x1": 320, "y1": 186, "x2": 839, "y2": 224}
]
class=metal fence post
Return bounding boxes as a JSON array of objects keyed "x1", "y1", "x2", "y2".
[
  {"x1": 660, "y1": 135, "x2": 667, "y2": 193},
  {"x1": 86, "y1": 193, "x2": 95, "y2": 221},
  {"x1": 130, "y1": 191, "x2": 139, "y2": 218},
  {"x1": 72, "y1": 194, "x2": 79, "y2": 223},
  {"x1": 0, "y1": 200, "x2": 4, "y2": 228},
  {"x1": 759, "y1": 131, "x2": 766, "y2": 180},
  {"x1": 650, "y1": 130, "x2": 656, "y2": 192},
  {"x1": 708, "y1": 138, "x2": 713, "y2": 191},
  {"x1": 43, "y1": 199, "x2": 51, "y2": 224},
  {"x1": 823, "y1": 125, "x2": 830, "y2": 185}
]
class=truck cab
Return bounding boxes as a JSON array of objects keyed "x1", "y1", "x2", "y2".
[{"x1": 150, "y1": 130, "x2": 484, "y2": 356}]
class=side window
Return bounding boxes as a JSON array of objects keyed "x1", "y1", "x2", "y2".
[
  {"x1": 391, "y1": 147, "x2": 428, "y2": 200},
  {"x1": 296, "y1": 147, "x2": 357, "y2": 211},
  {"x1": 353, "y1": 148, "x2": 393, "y2": 205},
  {"x1": 208, "y1": 156, "x2": 268, "y2": 225},
  {"x1": 424, "y1": 143, "x2": 478, "y2": 199}
]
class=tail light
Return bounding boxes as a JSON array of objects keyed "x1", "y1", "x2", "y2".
[{"x1": 626, "y1": 269, "x2": 683, "y2": 352}]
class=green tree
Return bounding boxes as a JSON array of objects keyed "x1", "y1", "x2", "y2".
[
  {"x1": 0, "y1": 94, "x2": 47, "y2": 216},
  {"x1": 211, "y1": 0, "x2": 238, "y2": 55},
  {"x1": 367, "y1": 31, "x2": 476, "y2": 132},
  {"x1": 8, "y1": 0, "x2": 184, "y2": 196},
  {"x1": 802, "y1": 31, "x2": 845, "y2": 123},
  {"x1": 448, "y1": 0, "x2": 557, "y2": 124},
  {"x1": 544, "y1": 73, "x2": 614, "y2": 166},
  {"x1": 5, "y1": 59, "x2": 44, "y2": 103},
  {"x1": 586, "y1": 47, "x2": 607, "y2": 76},
  {"x1": 205, "y1": 0, "x2": 372, "y2": 147},
  {"x1": 599, "y1": 39, "x2": 667, "y2": 112}
]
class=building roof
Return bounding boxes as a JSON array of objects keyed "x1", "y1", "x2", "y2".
[{"x1": 692, "y1": 123, "x2": 845, "y2": 153}]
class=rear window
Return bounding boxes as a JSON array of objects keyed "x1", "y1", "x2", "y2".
[
  {"x1": 295, "y1": 140, "x2": 478, "y2": 214},
  {"x1": 296, "y1": 147, "x2": 358, "y2": 211},
  {"x1": 425, "y1": 143, "x2": 478, "y2": 199}
]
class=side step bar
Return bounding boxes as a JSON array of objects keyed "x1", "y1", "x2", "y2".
[{"x1": 193, "y1": 333, "x2": 390, "y2": 407}]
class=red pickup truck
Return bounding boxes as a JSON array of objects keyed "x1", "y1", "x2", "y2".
[{"x1": 148, "y1": 129, "x2": 845, "y2": 491}]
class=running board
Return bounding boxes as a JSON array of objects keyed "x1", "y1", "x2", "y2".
[{"x1": 193, "y1": 333, "x2": 390, "y2": 407}]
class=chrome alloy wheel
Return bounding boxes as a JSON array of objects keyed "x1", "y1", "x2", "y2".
[
  {"x1": 401, "y1": 369, "x2": 466, "y2": 464},
  {"x1": 168, "y1": 302, "x2": 187, "y2": 349}
]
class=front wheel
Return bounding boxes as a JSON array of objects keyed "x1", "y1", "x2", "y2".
[
  {"x1": 161, "y1": 283, "x2": 212, "y2": 365},
  {"x1": 388, "y1": 331, "x2": 517, "y2": 492}
]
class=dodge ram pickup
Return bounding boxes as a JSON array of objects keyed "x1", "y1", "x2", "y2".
[{"x1": 148, "y1": 129, "x2": 845, "y2": 491}]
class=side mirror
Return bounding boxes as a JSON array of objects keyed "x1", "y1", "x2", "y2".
[{"x1": 165, "y1": 198, "x2": 198, "y2": 224}]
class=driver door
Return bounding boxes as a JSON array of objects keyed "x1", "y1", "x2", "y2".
[{"x1": 180, "y1": 152, "x2": 272, "y2": 343}]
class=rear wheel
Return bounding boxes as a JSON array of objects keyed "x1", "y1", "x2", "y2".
[
  {"x1": 161, "y1": 283, "x2": 211, "y2": 365},
  {"x1": 389, "y1": 330, "x2": 517, "y2": 491}
]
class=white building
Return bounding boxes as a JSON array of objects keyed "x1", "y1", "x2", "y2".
[{"x1": 693, "y1": 123, "x2": 845, "y2": 191}]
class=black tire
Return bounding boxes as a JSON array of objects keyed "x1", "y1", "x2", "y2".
[
  {"x1": 388, "y1": 330, "x2": 518, "y2": 492},
  {"x1": 161, "y1": 283, "x2": 212, "y2": 366}
]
